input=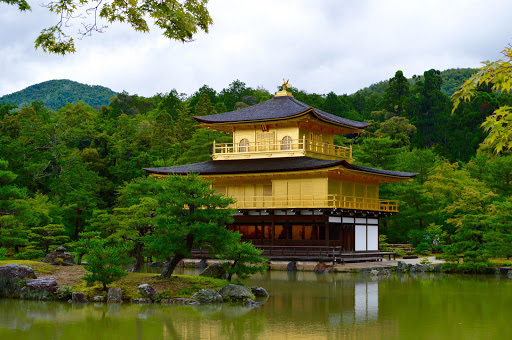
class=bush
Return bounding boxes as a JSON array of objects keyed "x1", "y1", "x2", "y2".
[
  {"x1": 56, "y1": 286, "x2": 73, "y2": 300},
  {"x1": 379, "y1": 235, "x2": 391, "y2": 251},
  {"x1": 432, "y1": 245, "x2": 444, "y2": 253},
  {"x1": 83, "y1": 243, "x2": 131, "y2": 291},
  {"x1": 420, "y1": 257, "x2": 432, "y2": 265},
  {"x1": 415, "y1": 242, "x2": 430, "y2": 255},
  {"x1": 0, "y1": 247, "x2": 7, "y2": 260},
  {"x1": 13, "y1": 248, "x2": 45, "y2": 260}
]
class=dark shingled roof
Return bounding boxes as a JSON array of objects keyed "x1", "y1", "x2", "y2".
[
  {"x1": 193, "y1": 96, "x2": 370, "y2": 129},
  {"x1": 143, "y1": 157, "x2": 418, "y2": 178}
]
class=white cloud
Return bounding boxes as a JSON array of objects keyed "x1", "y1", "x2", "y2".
[{"x1": 1, "y1": 0, "x2": 511, "y2": 98}]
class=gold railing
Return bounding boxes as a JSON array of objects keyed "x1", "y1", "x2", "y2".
[
  {"x1": 229, "y1": 194, "x2": 398, "y2": 212},
  {"x1": 213, "y1": 138, "x2": 352, "y2": 159}
]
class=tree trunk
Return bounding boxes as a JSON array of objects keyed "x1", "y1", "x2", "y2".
[
  {"x1": 160, "y1": 253, "x2": 184, "y2": 278},
  {"x1": 74, "y1": 206, "x2": 82, "y2": 241},
  {"x1": 103, "y1": 282, "x2": 107, "y2": 291},
  {"x1": 160, "y1": 233, "x2": 195, "y2": 278},
  {"x1": 227, "y1": 260, "x2": 238, "y2": 282},
  {"x1": 77, "y1": 252, "x2": 84, "y2": 265},
  {"x1": 133, "y1": 242, "x2": 144, "y2": 273}
]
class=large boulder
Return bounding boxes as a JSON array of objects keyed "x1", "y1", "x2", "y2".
[
  {"x1": 0, "y1": 264, "x2": 37, "y2": 298},
  {"x1": 107, "y1": 287, "x2": 122, "y2": 303},
  {"x1": 138, "y1": 284, "x2": 158, "y2": 301},
  {"x1": 199, "y1": 263, "x2": 228, "y2": 280},
  {"x1": 251, "y1": 286, "x2": 269, "y2": 298},
  {"x1": 25, "y1": 278, "x2": 59, "y2": 294},
  {"x1": 21, "y1": 278, "x2": 59, "y2": 300},
  {"x1": 0, "y1": 264, "x2": 37, "y2": 279},
  {"x1": 191, "y1": 289, "x2": 223, "y2": 304},
  {"x1": 218, "y1": 284, "x2": 253, "y2": 302},
  {"x1": 43, "y1": 246, "x2": 76, "y2": 266},
  {"x1": 71, "y1": 292, "x2": 87, "y2": 303}
]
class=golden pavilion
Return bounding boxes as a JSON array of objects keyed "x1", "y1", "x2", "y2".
[{"x1": 144, "y1": 81, "x2": 416, "y2": 258}]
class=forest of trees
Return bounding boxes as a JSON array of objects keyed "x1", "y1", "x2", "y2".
[
  {"x1": 0, "y1": 79, "x2": 117, "y2": 111},
  {"x1": 1, "y1": 67, "x2": 512, "y2": 273}
]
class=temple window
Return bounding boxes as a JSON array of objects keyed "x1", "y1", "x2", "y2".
[
  {"x1": 239, "y1": 138, "x2": 249, "y2": 152},
  {"x1": 281, "y1": 136, "x2": 292, "y2": 150}
]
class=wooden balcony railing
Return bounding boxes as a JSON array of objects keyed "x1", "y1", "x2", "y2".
[
  {"x1": 229, "y1": 194, "x2": 398, "y2": 212},
  {"x1": 213, "y1": 138, "x2": 352, "y2": 160}
]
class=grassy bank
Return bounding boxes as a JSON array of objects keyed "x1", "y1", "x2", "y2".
[{"x1": 0, "y1": 260, "x2": 230, "y2": 301}]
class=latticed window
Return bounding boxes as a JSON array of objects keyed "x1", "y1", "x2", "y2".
[
  {"x1": 281, "y1": 136, "x2": 292, "y2": 150},
  {"x1": 239, "y1": 138, "x2": 249, "y2": 152}
]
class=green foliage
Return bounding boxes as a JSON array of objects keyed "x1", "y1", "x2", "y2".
[
  {"x1": 29, "y1": 224, "x2": 68, "y2": 254},
  {"x1": 144, "y1": 174, "x2": 237, "y2": 277},
  {"x1": 0, "y1": 247, "x2": 7, "y2": 260},
  {"x1": 419, "y1": 257, "x2": 432, "y2": 265},
  {"x1": 83, "y1": 240, "x2": 131, "y2": 291},
  {"x1": 0, "y1": 80, "x2": 116, "y2": 111},
  {"x1": 452, "y1": 47, "x2": 512, "y2": 153},
  {"x1": 379, "y1": 235, "x2": 391, "y2": 251},
  {"x1": 56, "y1": 285, "x2": 73, "y2": 300},
  {"x1": 217, "y1": 241, "x2": 268, "y2": 281},
  {"x1": 13, "y1": 247, "x2": 45, "y2": 260},
  {"x1": 415, "y1": 242, "x2": 430, "y2": 255},
  {"x1": 3, "y1": 0, "x2": 213, "y2": 54}
]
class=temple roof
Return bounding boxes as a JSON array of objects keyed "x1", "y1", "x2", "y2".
[
  {"x1": 143, "y1": 157, "x2": 418, "y2": 178},
  {"x1": 193, "y1": 96, "x2": 370, "y2": 129}
]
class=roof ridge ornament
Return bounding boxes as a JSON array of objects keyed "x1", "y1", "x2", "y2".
[{"x1": 275, "y1": 78, "x2": 294, "y2": 97}]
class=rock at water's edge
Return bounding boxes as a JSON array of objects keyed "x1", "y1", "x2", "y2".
[
  {"x1": 72, "y1": 292, "x2": 87, "y2": 303},
  {"x1": 138, "y1": 284, "x2": 158, "y2": 300},
  {"x1": 25, "y1": 278, "x2": 59, "y2": 294},
  {"x1": 251, "y1": 286, "x2": 269, "y2": 298},
  {"x1": 107, "y1": 287, "x2": 122, "y2": 303},
  {"x1": 286, "y1": 261, "x2": 297, "y2": 272},
  {"x1": 191, "y1": 289, "x2": 223, "y2": 304},
  {"x1": 218, "y1": 284, "x2": 253, "y2": 301}
]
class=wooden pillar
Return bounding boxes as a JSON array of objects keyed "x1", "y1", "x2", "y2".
[
  {"x1": 271, "y1": 215, "x2": 275, "y2": 246},
  {"x1": 325, "y1": 221, "x2": 330, "y2": 246}
]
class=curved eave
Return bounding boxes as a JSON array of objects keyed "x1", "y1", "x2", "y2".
[
  {"x1": 143, "y1": 157, "x2": 418, "y2": 180},
  {"x1": 194, "y1": 108, "x2": 371, "y2": 131}
]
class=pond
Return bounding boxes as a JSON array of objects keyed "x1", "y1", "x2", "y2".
[{"x1": 1, "y1": 270, "x2": 511, "y2": 339}]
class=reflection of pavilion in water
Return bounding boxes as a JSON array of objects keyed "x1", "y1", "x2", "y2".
[{"x1": 251, "y1": 271, "x2": 397, "y2": 338}]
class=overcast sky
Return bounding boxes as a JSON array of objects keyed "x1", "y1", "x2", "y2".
[{"x1": 1, "y1": 0, "x2": 511, "y2": 98}]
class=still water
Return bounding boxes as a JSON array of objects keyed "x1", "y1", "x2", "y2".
[{"x1": 0, "y1": 270, "x2": 511, "y2": 340}]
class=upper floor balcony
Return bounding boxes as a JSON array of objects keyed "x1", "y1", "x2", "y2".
[
  {"x1": 212, "y1": 138, "x2": 353, "y2": 161},
  {"x1": 229, "y1": 195, "x2": 398, "y2": 212}
]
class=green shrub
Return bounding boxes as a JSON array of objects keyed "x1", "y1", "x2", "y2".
[
  {"x1": 415, "y1": 242, "x2": 430, "y2": 255},
  {"x1": 420, "y1": 257, "x2": 432, "y2": 265},
  {"x1": 13, "y1": 248, "x2": 45, "y2": 260},
  {"x1": 0, "y1": 247, "x2": 7, "y2": 260},
  {"x1": 56, "y1": 286, "x2": 73, "y2": 300},
  {"x1": 179, "y1": 288, "x2": 193, "y2": 295},
  {"x1": 432, "y1": 245, "x2": 444, "y2": 253},
  {"x1": 83, "y1": 243, "x2": 131, "y2": 291}
]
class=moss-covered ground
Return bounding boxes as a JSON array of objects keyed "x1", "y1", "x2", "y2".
[
  {"x1": 70, "y1": 273, "x2": 230, "y2": 301},
  {"x1": 0, "y1": 260, "x2": 230, "y2": 302}
]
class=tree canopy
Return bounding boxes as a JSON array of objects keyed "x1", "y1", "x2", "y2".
[{"x1": 2, "y1": 0, "x2": 213, "y2": 54}]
